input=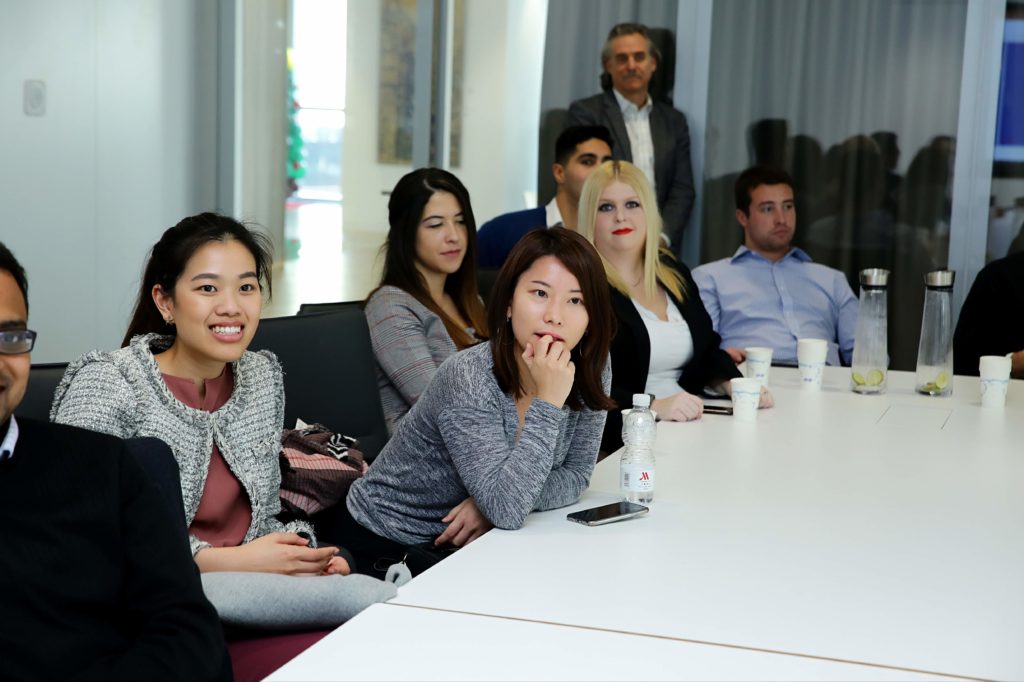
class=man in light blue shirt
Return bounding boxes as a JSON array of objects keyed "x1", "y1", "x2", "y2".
[{"x1": 692, "y1": 166, "x2": 857, "y2": 366}]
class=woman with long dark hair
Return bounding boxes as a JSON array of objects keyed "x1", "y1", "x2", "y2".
[
  {"x1": 50, "y1": 213, "x2": 397, "y2": 678},
  {"x1": 366, "y1": 168, "x2": 488, "y2": 434},
  {"x1": 326, "y1": 229, "x2": 616, "y2": 579},
  {"x1": 52, "y1": 213, "x2": 349, "y2": 575}
]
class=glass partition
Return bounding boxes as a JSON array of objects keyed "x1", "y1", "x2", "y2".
[
  {"x1": 701, "y1": 0, "x2": 968, "y2": 370},
  {"x1": 989, "y1": 1, "x2": 1024, "y2": 262}
]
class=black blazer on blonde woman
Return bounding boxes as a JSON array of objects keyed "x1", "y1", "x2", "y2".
[{"x1": 603, "y1": 256, "x2": 740, "y2": 453}]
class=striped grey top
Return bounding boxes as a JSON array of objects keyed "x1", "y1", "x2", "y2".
[
  {"x1": 365, "y1": 285, "x2": 469, "y2": 434},
  {"x1": 347, "y1": 342, "x2": 610, "y2": 546},
  {"x1": 50, "y1": 333, "x2": 313, "y2": 556}
]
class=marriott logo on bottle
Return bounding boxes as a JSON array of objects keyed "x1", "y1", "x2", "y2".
[{"x1": 639, "y1": 471, "x2": 651, "y2": 481}]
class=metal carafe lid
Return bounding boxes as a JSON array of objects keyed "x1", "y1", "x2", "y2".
[
  {"x1": 859, "y1": 268, "x2": 890, "y2": 287},
  {"x1": 924, "y1": 270, "x2": 955, "y2": 288}
]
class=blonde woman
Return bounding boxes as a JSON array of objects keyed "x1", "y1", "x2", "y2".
[{"x1": 578, "y1": 161, "x2": 771, "y2": 452}]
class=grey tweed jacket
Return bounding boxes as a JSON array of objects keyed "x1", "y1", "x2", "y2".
[
  {"x1": 365, "y1": 286, "x2": 464, "y2": 434},
  {"x1": 50, "y1": 333, "x2": 313, "y2": 556}
]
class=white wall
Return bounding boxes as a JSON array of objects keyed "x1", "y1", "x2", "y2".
[
  {"x1": 0, "y1": 0, "x2": 218, "y2": 363},
  {"x1": 458, "y1": 0, "x2": 511, "y2": 221},
  {"x1": 479, "y1": 0, "x2": 545, "y2": 218},
  {"x1": 341, "y1": 0, "x2": 546, "y2": 235},
  {"x1": 341, "y1": 0, "x2": 410, "y2": 235},
  {"x1": 238, "y1": 0, "x2": 287, "y2": 260}
]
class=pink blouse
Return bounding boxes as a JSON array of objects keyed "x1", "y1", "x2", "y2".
[{"x1": 162, "y1": 368, "x2": 253, "y2": 548}]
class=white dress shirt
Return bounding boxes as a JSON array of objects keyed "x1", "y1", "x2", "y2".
[
  {"x1": 544, "y1": 198, "x2": 565, "y2": 228},
  {"x1": 613, "y1": 89, "x2": 657, "y2": 197},
  {"x1": 632, "y1": 298, "x2": 694, "y2": 398},
  {"x1": 0, "y1": 415, "x2": 19, "y2": 461}
]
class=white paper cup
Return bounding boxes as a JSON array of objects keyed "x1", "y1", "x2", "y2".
[
  {"x1": 744, "y1": 347, "x2": 773, "y2": 386},
  {"x1": 979, "y1": 355, "x2": 1012, "y2": 408},
  {"x1": 797, "y1": 338, "x2": 828, "y2": 389},
  {"x1": 730, "y1": 377, "x2": 762, "y2": 421}
]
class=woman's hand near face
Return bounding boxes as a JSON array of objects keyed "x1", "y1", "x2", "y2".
[
  {"x1": 195, "y1": 532, "x2": 338, "y2": 576},
  {"x1": 523, "y1": 335, "x2": 575, "y2": 408},
  {"x1": 435, "y1": 497, "x2": 493, "y2": 547},
  {"x1": 652, "y1": 391, "x2": 703, "y2": 421}
]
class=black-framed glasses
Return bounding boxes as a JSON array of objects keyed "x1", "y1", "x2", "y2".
[{"x1": 0, "y1": 329, "x2": 36, "y2": 354}]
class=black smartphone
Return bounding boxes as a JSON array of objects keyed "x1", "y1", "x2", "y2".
[
  {"x1": 703, "y1": 404, "x2": 733, "y2": 416},
  {"x1": 566, "y1": 501, "x2": 649, "y2": 526}
]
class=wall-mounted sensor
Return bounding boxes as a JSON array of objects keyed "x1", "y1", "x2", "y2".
[{"x1": 24, "y1": 80, "x2": 46, "y2": 116}]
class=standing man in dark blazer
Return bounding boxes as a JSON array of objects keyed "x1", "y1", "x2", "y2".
[{"x1": 568, "y1": 22, "x2": 695, "y2": 252}]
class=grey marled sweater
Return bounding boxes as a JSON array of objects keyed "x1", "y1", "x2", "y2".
[
  {"x1": 50, "y1": 333, "x2": 313, "y2": 556},
  {"x1": 347, "y1": 342, "x2": 610, "y2": 545}
]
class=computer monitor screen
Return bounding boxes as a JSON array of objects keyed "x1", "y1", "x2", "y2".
[{"x1": 994, "y1": 19, "x2": 1024, "y2": 173}]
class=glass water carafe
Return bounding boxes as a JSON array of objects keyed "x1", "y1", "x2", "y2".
[
  {"x1": 851, "y1": 268, "x2": 889, "y2": 394},
  {"x1": 915, "y1": 270, "x2": 955, "y2": 396}
]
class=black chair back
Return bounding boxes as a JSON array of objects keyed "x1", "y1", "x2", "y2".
[
  {"x1": 15, "y1": 362, "x2": 69, "y2": 421},
  {"x1": 250, "y1": 310, "x2": 388, "y2": 460},
  {"x1": 298, "y1": 300, "x2": 364, "y2": 316},
  {"x1": 477, "y1": 269, "x2": 500, "y2": 307}
]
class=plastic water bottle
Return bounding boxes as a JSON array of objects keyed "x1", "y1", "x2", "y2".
[{"x1": 620, "y1": 393, "x2": 656, "y2": 504}]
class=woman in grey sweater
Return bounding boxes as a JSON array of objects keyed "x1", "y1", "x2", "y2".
[
  {"x1": 365, "y1": 168, "x2": 489, "y2": 434},
  {"x1": 328, "y1": 229, "x2": 617, "y2": 578}
]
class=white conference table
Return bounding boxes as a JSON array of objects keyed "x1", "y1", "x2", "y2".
[
  {"x1": 276, "y1": 367, "x2": 1024, "y2": 681},
  {"x1": 267, "y1": 603, "x2": 956, "y2": 681}
]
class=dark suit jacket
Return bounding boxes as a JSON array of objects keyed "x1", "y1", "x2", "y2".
[
  {"x1": 568, "y1": 90, "x2": 695, "y2": 247},
  {"x1": 476, "y1": 206, "x2": 547, "y2": 268},
  {"x1": 953, "y1": 250, "x2": 1024, "y2": 376},
  {"x1": 603, "y1": 257, "x2": 740, "y2": 453},
  {"x1": 0, "y1": 418, "x2": 228, "y2": 681}
]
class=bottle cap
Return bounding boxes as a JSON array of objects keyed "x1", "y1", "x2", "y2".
[
  {"x1": 859, "y1": 268, "x2": 890, "y2": 287},
  {"x1": 632, "y1": 393, "x2": 651, "y2": 408},
  {"x1": 924, "y1": 270, "x2": 955, "y2": 288}
]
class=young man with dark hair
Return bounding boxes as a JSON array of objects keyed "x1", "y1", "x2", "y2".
[
  {"x1": 568, "y1": 21, "x2": 695, "y2": 250},
  {"x1": 692, "y1": 166, "x2": 858, "y2": 366},
  {"x1": 476, "y1": 125, "x2": 612, "y2": 268},
  {"x1": 0, "y1": 240, "x2": 229, "y2": 680}
]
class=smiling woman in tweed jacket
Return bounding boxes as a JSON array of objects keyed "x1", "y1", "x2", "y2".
[{"x1": 52, "y1": 213, "x2": 348, "y2": 577}]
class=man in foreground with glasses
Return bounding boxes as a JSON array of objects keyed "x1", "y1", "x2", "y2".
[{"x1": 0, "y1": 241, "x2": 229, "y2": 680}]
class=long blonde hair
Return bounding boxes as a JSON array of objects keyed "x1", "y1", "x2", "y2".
[{"x1": 577, "y1": 160, "x2": 686, "y2": 301}]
